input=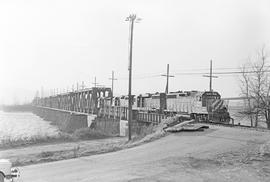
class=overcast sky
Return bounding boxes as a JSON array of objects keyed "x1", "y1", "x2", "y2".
[{"x1": 0, "y1": 0, "x2": 270, "y2": 104}]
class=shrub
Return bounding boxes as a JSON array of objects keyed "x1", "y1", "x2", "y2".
[{"x1": 40, "y1": 151, "x2": 54, "y2": 158}]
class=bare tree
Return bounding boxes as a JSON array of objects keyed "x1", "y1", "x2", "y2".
[
  {"x1": 239, "y1": 46, "x2": 270, "y2": 129},
  {"x1": 239, "y1": 63, "x2": 254, "y2": 127}
]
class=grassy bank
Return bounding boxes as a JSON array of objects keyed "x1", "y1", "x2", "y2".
[
  {"x1": 0, "y1": 121, "x2": 168, "y2": 167},
  {"x1": 0, "y1": 128, "x2": 111, "y2": 150}
]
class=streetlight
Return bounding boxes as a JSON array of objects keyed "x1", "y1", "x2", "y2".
[{"x1": 126, "y1": 14, "x2": 141, "y2": 141}]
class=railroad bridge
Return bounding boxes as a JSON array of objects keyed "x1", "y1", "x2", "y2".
[
  {"x1": 33, "y1": 87, "x2": 112, "y2": 114},
  {"x1": 32, "y1": 87, "x2": 167, "y2": 134}
]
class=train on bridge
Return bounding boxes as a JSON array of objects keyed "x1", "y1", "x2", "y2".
[
  {"x1": 103, "y1": 90, "x2": 230, "y2": 122},
  {"x1": 33, "y1": 87, "x2": 231, "y2": 123}
]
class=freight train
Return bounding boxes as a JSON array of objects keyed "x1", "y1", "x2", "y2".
[
  {"x1": 100, "y1": 90, "x2": 231, "y2": 123},
  {"x1": 32, "y1": 87, "x2": 231, "y2": 123}
]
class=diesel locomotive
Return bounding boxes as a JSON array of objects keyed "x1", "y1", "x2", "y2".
[{"x1": 102, "y1": 90, "x2": 231, "y2": 123}]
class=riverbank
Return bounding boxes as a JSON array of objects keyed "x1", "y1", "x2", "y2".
[
  {"x1": 0, "y1": 137, "x2": 127, "y2": 166},
  {"x1": 0, "y1": 127, "x2": 110, "y2": 149},
  {"x1": 0, "y1": 122, "x2": 166, "y2": 167}
]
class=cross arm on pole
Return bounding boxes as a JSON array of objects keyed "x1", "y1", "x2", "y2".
[
  {"x1": 161, "y1": 74, "x2": 175, "y2": 77},
  {"x1": 203, "y1": 75, "x2": 218, "y2": 78}
]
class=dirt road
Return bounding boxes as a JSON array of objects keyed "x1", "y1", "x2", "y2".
[{"x1": 20, "y1": 126, "x2": 270, "y2": 182}]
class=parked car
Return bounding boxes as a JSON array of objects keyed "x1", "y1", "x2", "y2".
[{"x1": 0, "y1": 159, "x2": 20, "y2": 182}]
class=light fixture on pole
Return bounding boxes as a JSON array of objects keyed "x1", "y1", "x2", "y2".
[{"x1": 126, "y1": 14, "x2": 141, "y2": 141}]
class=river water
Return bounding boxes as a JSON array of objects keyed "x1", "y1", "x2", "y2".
[{"x1": 0, "y1": 111, "x2": 60, "y2": 145}]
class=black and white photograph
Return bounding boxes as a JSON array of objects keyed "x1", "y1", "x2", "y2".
[{"x1": 0, "y1": 0, "x2": 270, "y2": 181}]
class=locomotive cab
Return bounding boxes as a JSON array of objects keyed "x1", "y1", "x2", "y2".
[
  {"x1": 202, "y1": 91, "x2": 230, "y2": 122},
  {"x1": 201, "y1": 91, "x2": 221, "y2": 112}
]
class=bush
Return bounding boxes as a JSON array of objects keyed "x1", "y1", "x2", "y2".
[{"x1": 40, "y1": 151, "x2": 54, "y2": 158}]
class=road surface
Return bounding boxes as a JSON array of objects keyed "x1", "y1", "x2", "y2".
[{"x1": 19, "y1": 126, "x2": 270, "y2": 182}]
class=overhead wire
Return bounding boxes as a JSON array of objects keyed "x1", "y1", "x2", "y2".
[{"x1": 116, "y1": 67, "x2": 270, "y2": 80}]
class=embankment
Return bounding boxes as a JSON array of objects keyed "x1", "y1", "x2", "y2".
[
  {"x1": 91, "y1": 116, "x2": 152, "y2": 137},
  {"x1": 32, "y1": 107, "x2": 88, "y2": 133}
]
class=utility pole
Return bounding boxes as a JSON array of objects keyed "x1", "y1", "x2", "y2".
[
  {"x1": 92, "y1": 77, "x2": 99, "y2": 88},
  {"x1": 203, "y1": 60, "x2": 218, "y2": 92},
  {"x1": 81, "y1": 81, "x2": 85, "y2": 90},
  {"x1": 41, "y1": 86, "x2": 44, "y2": 98},
  {"x1": 76, "y1": 82, "x2": 79, "y2": 91},
  {"x1": 161, "y1": 64, "x2": 174, "y2": 94},
  {"x1": 126, "y1": 14, "x2": 141, "y2": 141},
  {"x1": 203, "y1": 60, "x2": 218, "y2": 120},
  {"x1": 109, "y1": 71, "x2": 117, "y2": 97},
  {"x1": 35, "y1": 90, "x2": 40, "y2": 98}
]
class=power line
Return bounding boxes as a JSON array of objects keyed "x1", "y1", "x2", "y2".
[
  {"x1": 116, "y1": 67, "x2": 243, "y2": 79},
  {"x1": 175, "y1": 70, "x2": 270, "y2": 75},
  {"x1": 117, "y1": 74, "x2": 161, "y2": 80},
  {"x1": 115, "y1": 69, "x2": 270, "y2": 81},
  {"x1": 171, "y1": 65, "x2": 270, "y2": 72},
  {"x1": 171, "y1": 67, "x2": 240, "y2": 72}
]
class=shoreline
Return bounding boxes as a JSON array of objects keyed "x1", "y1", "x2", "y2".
[
  {"x1": 0, "y1": 137, "x2": 127, "y2": 167},
  {"x1": 0, "y1": 126, "x2": 117, "y2": 151},
  {"x1": 0, "y1": 127, "x2": 166, "y2": 167},
  {"x1": 0, "y1": 136, "x2": 109, "y2": 151}
]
